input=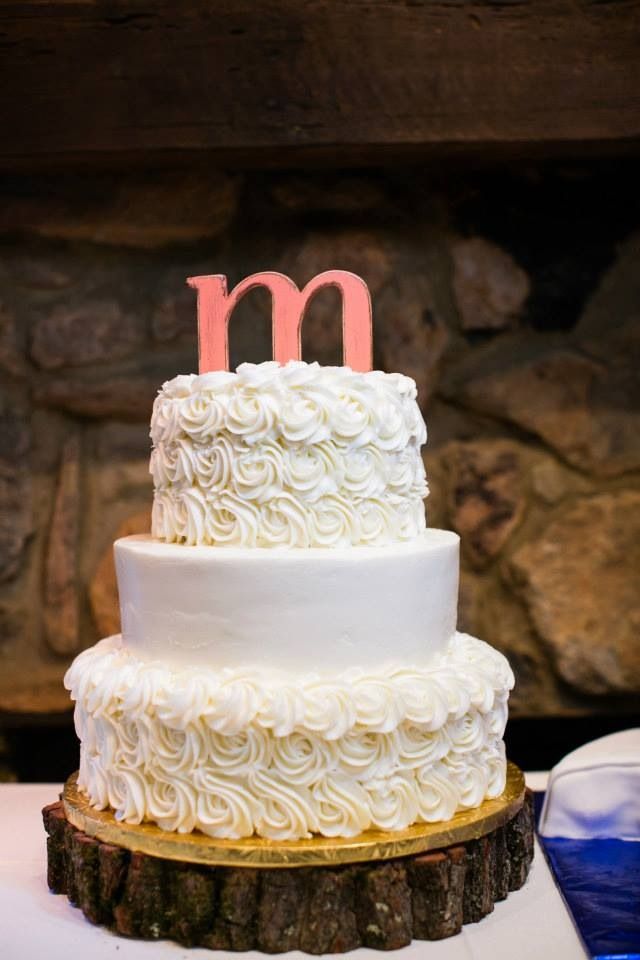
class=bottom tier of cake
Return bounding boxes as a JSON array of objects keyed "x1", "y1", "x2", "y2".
[
  {"x1": 42, "y1": 791, "x2": 534, "y2": 953},
  {"x1": 65, "y1": 632, "x2": 514, "y2": 840}
]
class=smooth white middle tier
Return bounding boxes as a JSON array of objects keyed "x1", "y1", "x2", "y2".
[{"x1": 115, "y1": 530, "x2": 459, "y2": 673}]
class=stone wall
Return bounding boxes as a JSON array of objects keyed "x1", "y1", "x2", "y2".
[{"x1": 0, "y1": 161, "x2": 638, "y2": 718}]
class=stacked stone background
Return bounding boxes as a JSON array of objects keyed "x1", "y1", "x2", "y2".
[{"x1": 0, "y1": 162, "x2": 638, "y2": 725}]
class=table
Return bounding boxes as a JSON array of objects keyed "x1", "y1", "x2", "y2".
[{"x1": 0, "y1": 775, "x2": 585, "y2": 960}]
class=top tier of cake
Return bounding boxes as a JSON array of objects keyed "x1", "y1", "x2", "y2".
[{"x1": 150, "y1": 360, "x2": 428, "y2": 548}]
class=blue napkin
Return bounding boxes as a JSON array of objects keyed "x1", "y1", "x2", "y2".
[{"x1": 536, "y1": 794, "x2": 640, "y2": 960}]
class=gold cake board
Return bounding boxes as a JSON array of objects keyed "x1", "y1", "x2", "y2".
[{"x1": 63, "y1": 761, "x2": 525, "y2": 869}]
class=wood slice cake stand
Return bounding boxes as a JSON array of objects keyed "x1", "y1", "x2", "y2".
[{"x1": 43, "y1": 762, "x2": 534, "y2": 953}]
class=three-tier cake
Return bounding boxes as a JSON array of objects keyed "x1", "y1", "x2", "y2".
[
  {"x1": 45, "y1": 271, "x2": 532, "y2": 954},
  {"x1": 65, "y1": 302, "x2": 514, "y2": 842}
]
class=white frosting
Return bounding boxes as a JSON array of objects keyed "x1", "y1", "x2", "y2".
[
  {"x1": 114, "y1": 531, "x2": 460, "y2": 672},
  {"x1": 150, "y1": 362, "x2": 428, "y2": 548},
  {"x1": 539, "y1": 729, "x2": 640, "y2": 840},
  {"x1": 65, "y1": 355, "x2": 517, "y2": 841},
  {"x1": 65, "y1": 632, "x2": 513, "y2": 840}
]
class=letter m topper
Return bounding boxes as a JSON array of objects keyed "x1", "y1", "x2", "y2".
[{"x1": 187, "y1": 271, "x2": 373, "y2": 373}]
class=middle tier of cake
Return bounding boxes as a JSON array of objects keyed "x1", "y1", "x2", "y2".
[{"x1": 115, "y1": 530, "x2": 460, "y2": 673}]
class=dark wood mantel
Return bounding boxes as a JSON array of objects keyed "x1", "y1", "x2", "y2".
[{"x1": 1, "y1": 1, "x2": 640, "y2": 168}]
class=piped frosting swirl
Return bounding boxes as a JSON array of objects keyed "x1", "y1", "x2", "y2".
[
  {"x1": 150, "y1": 361, "x2": 428, "y2": 548},
  {"x1": 65, "y1": 632, "x2": 513, "y2": 840}
]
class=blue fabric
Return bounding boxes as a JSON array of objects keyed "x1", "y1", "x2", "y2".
[{"x1": 536, "y1": 791, "x2": 640, "y2": 960}]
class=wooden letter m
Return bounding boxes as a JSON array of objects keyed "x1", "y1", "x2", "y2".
[{"x1": 188, "y1": 270, "x2": 373, "y2": 373}]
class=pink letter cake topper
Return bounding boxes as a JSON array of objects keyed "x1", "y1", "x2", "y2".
[{"x1": 187, "y1": 270, "x2": 373, "y2": 373}]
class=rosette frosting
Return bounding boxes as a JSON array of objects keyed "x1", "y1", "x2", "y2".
[
  {"x1": 65, "y1": 632, "x2": 513, "y2": 840},
  {"x1": 149, "y1": 361, "x2": 428, "y2": 548}
]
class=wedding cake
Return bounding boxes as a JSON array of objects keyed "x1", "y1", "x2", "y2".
[{"x1": 65, "y1": 272, "x2": 514, "y2": 842}]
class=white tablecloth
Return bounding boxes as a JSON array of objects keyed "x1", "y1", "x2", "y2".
[{"x1": 0, "y1": 775, "x2": 585, "y2": 960}]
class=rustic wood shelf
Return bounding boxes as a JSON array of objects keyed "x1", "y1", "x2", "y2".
[{"x1": 1, "y1": 1, "x2": 639, "y2": 171}]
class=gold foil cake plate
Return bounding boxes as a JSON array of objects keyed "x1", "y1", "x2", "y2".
[{"x1": 63, "y1": 762, "x2": 525, "y2": 869}]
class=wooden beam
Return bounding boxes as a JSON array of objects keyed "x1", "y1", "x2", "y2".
[{"x1": 1, "y1": 1, "x2": 639, "y2": 169}]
